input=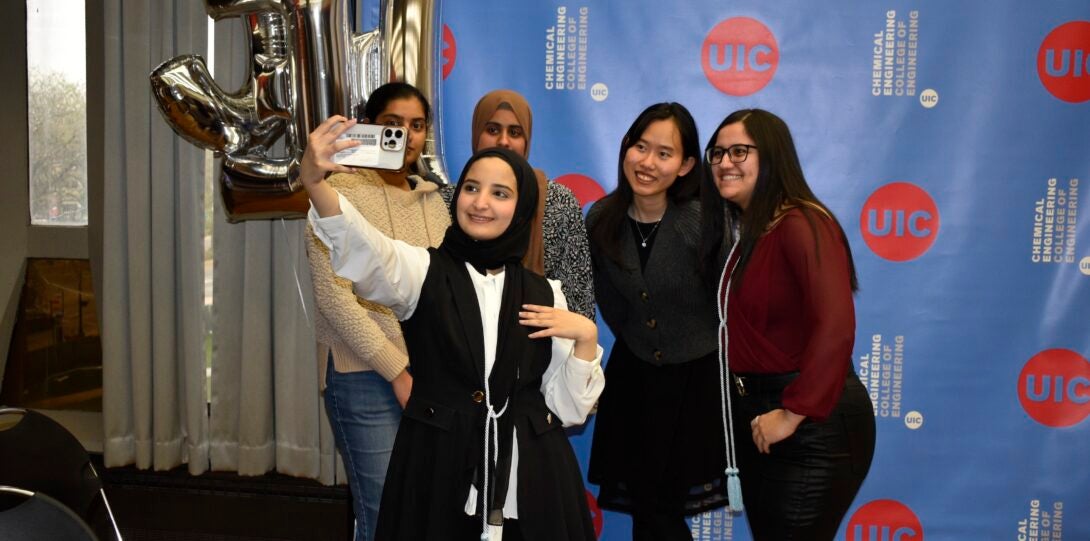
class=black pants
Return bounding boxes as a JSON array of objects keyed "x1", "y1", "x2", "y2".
[{"x1": 731, "y1": 371, "x2": 876, "y2": 541}]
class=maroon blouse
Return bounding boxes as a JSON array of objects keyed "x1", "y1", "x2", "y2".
[{"x1": 720, "y1": 208, "x2": 856, "y2": 421}]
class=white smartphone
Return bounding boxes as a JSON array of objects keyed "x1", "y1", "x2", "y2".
[{"x1": 331, "y1": 123, "x2": 408, "y2": 170}]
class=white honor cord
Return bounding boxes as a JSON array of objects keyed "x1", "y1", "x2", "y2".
[
  {"x1": 480, "y1": 376, "x2": 508, "y2": 541},
  {"x1": 717, "y1": 240, "x2": 745, "y2": 512}
]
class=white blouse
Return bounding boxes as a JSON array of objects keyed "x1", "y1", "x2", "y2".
[{"x1": 309, "y1": 194, "x2": 605, "y2": 525}]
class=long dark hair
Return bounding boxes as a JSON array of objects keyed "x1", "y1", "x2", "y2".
[
  {"x1": 698, "y1": 109, "x2": 858, "y2": 291},
  {"x1": 361, "y1": 82, "x2": 431, "y2": 125},
  {"x1": 589, "y1": 102, "x2": 702, "y2": 266}
]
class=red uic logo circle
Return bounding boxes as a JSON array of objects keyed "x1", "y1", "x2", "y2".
[
  {"x1": 555, "y1": 173, "x2": 607, "y2": 210},
  {"x1": 442, "y1": 24, "x2": 457, "y2": 80},
  {"x1": 847, "y1": 499, "x2": 923, "y2": 541},
  {"x1": 701, "y1": 17, "x2": 779, "y2": 96},
  {"x1": 585, "y1": 489, "x2": 603, "y2": 537},
  {"x1": 1018, "y1": 348, "x2": 1090, "y2": 427},
  {"x1": 1037, "y1": 21, "x2": 1090, "y2": 103},
  {"x1": 860, "y1": 182, "x2": 939, "y2": 262}
]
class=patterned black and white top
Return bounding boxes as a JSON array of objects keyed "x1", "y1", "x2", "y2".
[{"x1": 440, "y1": 181, "x2": 596, "y2": 320}]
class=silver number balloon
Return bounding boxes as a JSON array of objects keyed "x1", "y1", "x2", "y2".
[
  {"x1": 382, "y1": 0, "x2": 448, "y2": 185},
  {"x1": 150, "y1": 0, "x2": 448, "y2": 222}
]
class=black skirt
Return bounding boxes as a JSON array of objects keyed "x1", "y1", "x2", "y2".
[{"x1": 588, "y1": 339, "x2": 729, "y2": 516}]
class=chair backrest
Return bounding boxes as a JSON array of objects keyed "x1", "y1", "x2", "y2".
[
  {"x1": 0, "y1": 408, "x2": 100, "y2": 518},
  {"x1": 0, "y1": 486, "x2": 97, "y2": 541},
  {"x1": 0, "y1": 408, "x2": 121, "y2": 540}
]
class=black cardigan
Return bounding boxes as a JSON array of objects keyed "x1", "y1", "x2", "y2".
[{"x1": 587, "y1": 198, "x2": 719, "y2": 365}]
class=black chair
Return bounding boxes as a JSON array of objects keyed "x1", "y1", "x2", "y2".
[
  {"x1": 0, "y1": 485, "x2": 97, "y2": 540},
  {"x1": 0, "y1": 408, "x2": 121, "y2": 540}
]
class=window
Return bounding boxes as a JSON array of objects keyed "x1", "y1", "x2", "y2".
[{"x1": 27, "y1": 0, "x2": 88, "y2": 226}]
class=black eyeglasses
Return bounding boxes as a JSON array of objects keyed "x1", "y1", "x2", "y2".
[{"x1": 705, "y1": 144, "x2": 758, "y2": 165}]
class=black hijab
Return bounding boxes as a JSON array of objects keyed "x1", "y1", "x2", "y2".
[{"x1": 439, "y1": 147, "x2": 540, "y2": 273}]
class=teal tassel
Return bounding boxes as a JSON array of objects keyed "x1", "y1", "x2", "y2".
[{"x1": 725, "y1": 467, "x2": 744, "y2": 512}]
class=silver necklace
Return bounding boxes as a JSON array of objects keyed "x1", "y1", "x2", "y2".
[
  {"x1": 634, "y1": 218, "x2": 661, "y2": 248},
  {"x1": 630, "y1": 205, "x2": 663, "y2": 248}
]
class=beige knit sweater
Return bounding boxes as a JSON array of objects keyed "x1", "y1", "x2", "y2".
[{"x1": 306, "y1": 169, "x2": 450, "y2": 387}]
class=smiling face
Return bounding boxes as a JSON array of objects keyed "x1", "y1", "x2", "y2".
[
  {"x1": 455, "y1": 157, "x2": 518, "y2": 241},
  {"x1": 711, "y1": 122, "x2": 760, "y2": 210},
  {"x1": 476, "y1": 108, "x2": 527, "y2": 157},
  {"x1": 372, "y1": 97, "x2": 428, "y2": 165},
  {"x1": 622, "y1": 118, "x2": 696, "y2": 205}
]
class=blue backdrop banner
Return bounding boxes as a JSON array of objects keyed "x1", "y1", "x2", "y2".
[{"x1": 432, "y1": 1, "x2": 1090, "y2": 539}]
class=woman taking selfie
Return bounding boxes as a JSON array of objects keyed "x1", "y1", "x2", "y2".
[
  {"x1": 303, "y1": 121, "x2": 604, "y2": 540},
  {"x1": 441, "y1": 89, "x2": 595, "y2": 319}
]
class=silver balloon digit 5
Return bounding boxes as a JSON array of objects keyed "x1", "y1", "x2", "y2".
[{"x1": 149, "y1": 0, "x2": 449, "y2": 222}]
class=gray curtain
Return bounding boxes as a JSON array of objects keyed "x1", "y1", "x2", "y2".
[
  {"x1": 101, "y1": 0, "x2": 209, "y2": 473},
  {"x1": 102, "y1": 2, "x2": 341, "y2": 483},
  {"x1": 208, "y1": 18, "x2": 340, "y2": 483}
]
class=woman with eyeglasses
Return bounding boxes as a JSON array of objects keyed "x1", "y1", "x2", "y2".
[
  {"x1": 700, "y1": 109, "x2": 876, "y2": 540},
  {"x1": 586, "y1": 102, "x2": 728, "y2": 540}
]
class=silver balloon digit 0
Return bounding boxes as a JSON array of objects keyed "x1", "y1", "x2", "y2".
[{"x1": 383, "y1": 0, "x2": 449, "y2": 185}]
